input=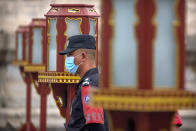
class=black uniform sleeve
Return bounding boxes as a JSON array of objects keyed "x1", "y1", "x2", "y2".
[{"x1": 81, "y1": 123, "x2": 105, "y2": 131}]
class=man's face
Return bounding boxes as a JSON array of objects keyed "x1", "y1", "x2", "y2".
[{"x1": 67, "y1": 50, "x2": 83, "y2": 66}]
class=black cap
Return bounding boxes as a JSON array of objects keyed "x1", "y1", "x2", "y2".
[{"x1": 59, "y1": 34, "x2": 96, "y2": 55}]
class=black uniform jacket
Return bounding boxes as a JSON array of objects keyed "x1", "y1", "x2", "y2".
[{"x1": 66, "y1": 68, "x2": 109, "y2": 131}]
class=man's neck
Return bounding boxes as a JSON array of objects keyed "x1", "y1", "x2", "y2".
[{"x1": 79, "y1": 64, "x2": 96, "y2": 78}]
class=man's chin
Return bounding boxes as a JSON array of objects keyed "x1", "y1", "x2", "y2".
[{"x1": 75, "y1": 71, "x2": 80, "y2": 76}]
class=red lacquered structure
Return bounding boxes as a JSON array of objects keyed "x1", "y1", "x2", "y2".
[
  {"x1": 91, "y1": 0, "x2": 196, "y2": 131},
  {"x1": 24, "y1": 18, "x2": 50, "y2": 131},
  {"x1": 13, "y1": 25, "x2": 37, "y2": 131},
  {"x1": 38, "y1": 4, "x2": 99, "y2": 125}
]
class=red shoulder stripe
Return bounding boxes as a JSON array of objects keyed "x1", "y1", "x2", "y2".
[{"x1": 81, "y1": 84, "x2": 104, "y2": 124}]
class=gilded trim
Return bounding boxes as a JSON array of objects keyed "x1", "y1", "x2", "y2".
[
  {"x1": 39, "y1": 75, "x2": 80, "y2": 80},
  {"x1": 89, "y1": 18, "x2": 98, "y2": 65},
  {"x1": 151, "y1": 0, "x2": 158, "y2": 90},
  {"x1": 56, "y1": 96, "x2": 63, "y2": 107},
  {"x1": 91, "y1": 88, "x2": 195, "y2": 96},
  {"x1": 68, "y1": 8, "x2": 80, "y2": 13},
  {"x1": 108, "y1": 3, "x2": 114, "y2": 88},
  {"x1": 33, "y1": 21, "x2": 41, "y2": 25},
  {"x1": 89, "y1": 9, "x2": 95, "y2": 13},
  {"x1": 38, "y1": 72, "x2": 80, "y2": 84},
  {"x1": 12, "y1": 60, "x2": 28, "y2": 66},
  {"x1": 24, "y1": 65, "x2": 45, "y2": 72},
  {"x1": 92, "y1": 96, "x2": 194, "y2": 111},
  {"x1": 90, "y1": 88, "x2": 195, "y2": 111},
  {"x1": 38, "y1": 78, "x2": 80, "y2": 84},
  {"x1": 51, "y1": 8, "x2": 59, "y2": 13},
  {"x1": 173, "y1": 0, "x2": 180, "y2": 89},
  {"x1": 134, "y1": 0, "x2": 140, "y2": 90}
]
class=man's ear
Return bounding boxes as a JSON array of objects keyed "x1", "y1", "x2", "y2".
[{"x1": 81, "y1": 52, "x2": 88, "y2": 60}]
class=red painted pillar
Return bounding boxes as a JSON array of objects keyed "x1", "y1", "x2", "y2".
[
  {"x1": 40, "y1": 94, "x2": 47, "y2": 131},
  {"x1": 37, "y1": 83, "x2": 50, "y2": 131},
  {"x1": 100, "y1": 0, "x2": 113, "y2": 88},
  {"x1": 136, "y1": 0, "x2": 156, "y2": 90},
  {"x1": 26, "y1": 76, "x2": 31, "y2": 127},
  {"x1": 135, "y1": 113, "x2": 150, "y2": 131},
  {"x1": 20, "y1": 73, "x2": 36, "y2": 131},
  {"x1": 177, "y1": 0, "x2": 185, "y2": 90}
]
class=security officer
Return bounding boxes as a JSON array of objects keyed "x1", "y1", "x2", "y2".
[{"x1": 59, "y1": 34, "x2": 109, "y2": 131}]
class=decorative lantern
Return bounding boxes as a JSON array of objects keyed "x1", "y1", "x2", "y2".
[
  {"x1": 91, "y1": 0, "x2": 196, "y2": 130},
  {"x1": 13, "y1": 25, "x2": 37, "y2": 131},
  {"x1": 24, "y1": 18, "x2": 50, "y2": 131},
  {"x1": 38, "y1": 4, "x2": 99, "y2": 125},
  {"x1": 14, "y1": 26, "x2": 29, "y2": 66}
]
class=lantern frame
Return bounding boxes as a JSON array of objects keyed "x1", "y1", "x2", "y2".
[
  {"x1": 13, "y1": 25, "x2": 37, "y2": 131},
  {"x1": 38, "y1": 4, "x2": 100, "y2": 124},
  {"x1": 90, "y1": 0, "x2": 195, "y2": 112},
  {"x1": 24, "y1": 18, "x2": 50, "y2": 131}
]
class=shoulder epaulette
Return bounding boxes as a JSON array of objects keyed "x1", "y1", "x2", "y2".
[{"x1": 82, "y1": 78, "x2": 90, "y2": 87}]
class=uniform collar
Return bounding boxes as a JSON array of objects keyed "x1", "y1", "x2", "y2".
[{"x1": 78, "y1": 68, "x2": 98, "y2": 86}]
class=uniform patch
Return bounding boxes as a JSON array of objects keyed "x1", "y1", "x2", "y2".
[
  {"x1": 84, "y1": 95, "x2": 90, "y2": 105},
  {"x1": 81, "y1": 77, "x2": 104, "y2": 124},
  {"x1": 82, "y1": 78, "x2": 90, "y2": 87}
]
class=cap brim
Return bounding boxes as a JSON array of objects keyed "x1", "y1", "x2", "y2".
[{"x1": 58, "y1": 48, "x2": 77, "y2": 55}]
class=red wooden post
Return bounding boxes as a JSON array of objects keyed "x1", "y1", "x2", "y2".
[
  {"x1": 136, "y1": 0, "x2": 155, "y2": 90},
  {"x1": 39, "y1": 83, "x2": 50, "y2": 131},
  {"x1": 26, "y1": 75, "x2": 31, "y2": 124},
  {"x1": 40, "y1": 94, "x2": 47, "y2": 131}
]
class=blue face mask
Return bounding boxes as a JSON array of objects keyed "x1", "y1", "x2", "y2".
[{"x1": 65, "y1": 54, "x2": 81, "y2": 74}]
